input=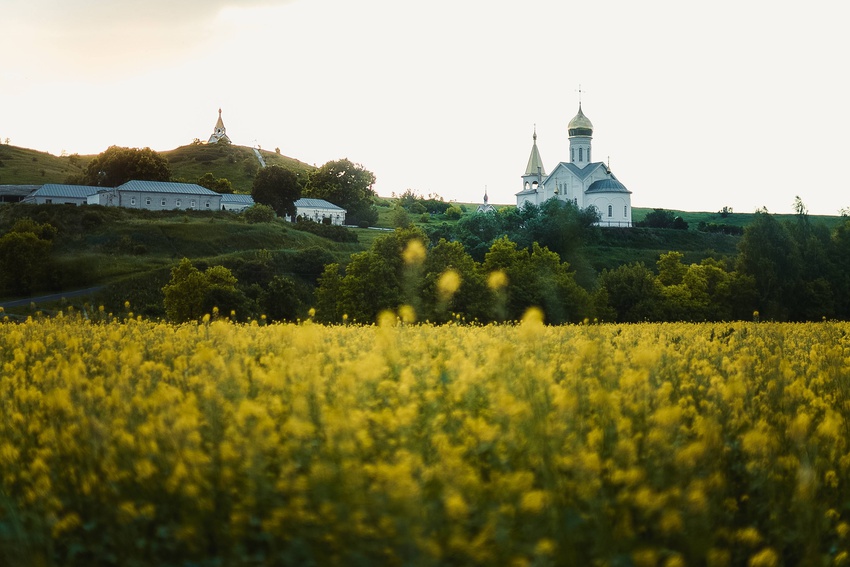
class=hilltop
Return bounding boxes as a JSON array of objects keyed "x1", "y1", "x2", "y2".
[{"x1": 0, "y1": 142, "x2": 313, "y2": 193}]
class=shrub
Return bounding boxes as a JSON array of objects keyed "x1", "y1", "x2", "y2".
[{"x1": 242, "y1": 204, "x2": 276, "y2": 224}]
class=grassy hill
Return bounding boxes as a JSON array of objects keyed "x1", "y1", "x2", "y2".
[
  {"x1": 0, "y1": 142, "x2": 313, "y2": 192},
  {"x1": 0, "y1": 144, "x2": 90, "y2": 185},
  {"x1": 0, "y1": 204, "x2": 367, "y2": 316},
  {"x1": 163, "y1": 143, "x2": 314, "y2": 193}
]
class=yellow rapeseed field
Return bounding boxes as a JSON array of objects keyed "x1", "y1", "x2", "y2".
[{"x1": 1, "y1": 310, "x2": 850, "y2": 566}]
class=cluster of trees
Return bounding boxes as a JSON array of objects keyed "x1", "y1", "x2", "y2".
[
  {"x1": 66, "y1": 146, "x2": 172, "y2": 187},
  {"x1": 0, "y1": 219, "x2": 57, "y2": 295},
  {"x1": 313, "y1": 227, "x2": 593, "y2": 325},
  {"x1": 310, "y1": 200, "x2": 850, "y2": 324},
  {"x1": 251, "y1": 158, "x2": 378, "y2": 227},
  {"x1": 425, "y1": 199, "x2": 599, "y2": 284},
  {"x1": 160, "y1": 247, "x2": 336, "y2": 323}
]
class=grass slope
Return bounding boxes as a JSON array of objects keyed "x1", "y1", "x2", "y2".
[
  {"x1": 163, "y1": 143, "x2": 315, "y2": 193},
  {"x1": 0, "y1": 143, "x2": 313, "y2": 193},
  {"x1": 0, "y1": 145, "x2": 90, "y2": 185}
]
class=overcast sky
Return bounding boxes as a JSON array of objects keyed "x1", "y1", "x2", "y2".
[{"x1": 4, "y1": 0, "x2": 849, "y2": 215}]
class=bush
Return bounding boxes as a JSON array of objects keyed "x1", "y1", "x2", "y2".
[
  {"x1": 242, "y1": 204, "x2": 276, "y2": 224},
  {"x1": 444, "y1": 205, "x2": 463, "y2": 220}
]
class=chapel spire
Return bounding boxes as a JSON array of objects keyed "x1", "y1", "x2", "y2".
[{"x1": 208, "y1": 108, "x2": 231, "y2": 144}]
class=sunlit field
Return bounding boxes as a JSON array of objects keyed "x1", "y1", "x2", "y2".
[{"x1": 2, "y1": 312, "x2": 850, "y2": 566}]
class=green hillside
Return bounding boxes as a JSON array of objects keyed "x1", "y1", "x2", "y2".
[
  {"x1": 0, "y1": 143, "x2": 313, "y2": 192},
  {"x1": 163, "y1": 143, "x2": 314, "y2": 193},
  {"x1": 0, "y1": 145, "x2": 90, "y2": 185},
  {"x1": 0, "y1": 204, "x2": 366, "y2": 316}
]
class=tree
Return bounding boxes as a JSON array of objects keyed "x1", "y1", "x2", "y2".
[
  {"x1": 419, "y1": 239, "x2": 489, "y2": 322},
  {"x1": 305, "y1": 159, "x2": 377, "y2": 226},
  {"x1": 242, "y1": 204, "x2": 276, "y2": 223},
  {"x1": 596, "y1": 262, "x2": 665, "y2": 322},
  {"x1": 77, "y1": 146, "x2": 171, "y2": 186},
  {"x1": 251, "y1": 165, "x2": 301, "y2": 218},
  {"x1": 736, "y1": 212, "x2": 801, "y2": 319},
  {"x1": 197, "y1": 173, "x2": 233, "y2": 194},
  {"x1": 637, "y1": 208, "x2": 687, "y2": 230},
  {"x1": 0, "y1": 229, "x2": 53, "y2": 295},
  {"x1": 260, "y1": 275, "x2": 304, "y2": 322},
  {"x1": 162, "y1": 259, "x2": 244, "y2": 322},
  {"x1": 481, "y1": 236, "x2": 590, "y2": 323}
]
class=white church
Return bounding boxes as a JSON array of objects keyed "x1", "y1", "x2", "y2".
[{"x1": 516, "y1": 103, "x2": 632, "y2": 227}]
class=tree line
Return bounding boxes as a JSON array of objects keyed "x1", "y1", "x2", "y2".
[{"x1": 310, "y1": 199, "x2": 850, "y2": 324}]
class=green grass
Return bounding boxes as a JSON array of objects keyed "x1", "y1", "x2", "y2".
[
  {"x1": 632, "y1": 207, "x2": 845, "y2": 230},
  {"x1": 0, "y1": 145, "x2": 90, "y2": 185},
  {"x1": 163, "y1": 143, "x2": 315, "y2": 193}
]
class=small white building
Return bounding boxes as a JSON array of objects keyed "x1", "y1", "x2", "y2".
[
  {"x1": 290, "y1": 198, "x2": 347, "y2": 225},
  {"x1": 208, "y1": 109, "x2": 232, "y2": 144},
  {"x1": 220, "y1": 193, "x2": 254, "y2": 212},
  {"x1": 26, "y1": 184, "x2": 100, "y2": 206},
  {"x1": 89, "y1": 180, "x2": 222, "y2": 211}
]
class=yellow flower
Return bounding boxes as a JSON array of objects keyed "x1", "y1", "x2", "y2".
[
  {"x1": 437, "y1": 269, "x2": 461, "y2": 300},
  {"x1": 487, "y1": 270, "x2": 508, "y2": 290},
  {"x1": 402, "y1": 239, "x2": 426, "y2": 265}
]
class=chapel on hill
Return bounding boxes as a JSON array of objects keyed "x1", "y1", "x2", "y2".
[
  {"x1": 208, "y1": 108, "x2": 231, "y2": 144},
  {"x1": 516, "y1": 103, "x2": 632, "y2": 227}
]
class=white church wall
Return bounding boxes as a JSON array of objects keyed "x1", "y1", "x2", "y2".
[{"x1": 589, "y1": 195, "x2": 632, "y2": 227}]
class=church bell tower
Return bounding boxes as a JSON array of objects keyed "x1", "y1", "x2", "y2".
[{"x1": 568, "y1": 104, "x2": 593, "y2": 168}]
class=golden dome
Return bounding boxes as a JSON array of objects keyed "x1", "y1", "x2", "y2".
[{"x1": 568, "y1": 104, "x2": 593, "y2": 136}]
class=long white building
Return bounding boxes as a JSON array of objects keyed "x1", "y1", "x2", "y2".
[
  {"x1": 88, "y1": 181, "x2": 222, "y2": 211},
  {"x1": 517, "y1": 104, "x2": 633, "y2": 227}
]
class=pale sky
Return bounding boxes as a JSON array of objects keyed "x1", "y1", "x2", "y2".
[{"x1": 4, "y1": 0, "x2": 849, "y2": 215}]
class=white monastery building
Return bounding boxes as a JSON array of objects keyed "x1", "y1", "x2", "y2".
[
  {"x1": 516, "y1": 104, "x2": 633, "y2": 227},
  {"x1": 26, "y1": 184, "x2": 100, "y2": 206},
  {"x1": 88, "y1": 181, "x2": 222, "y2": 211},
  {"x1": 289, "y1": 198, "x2": 347, "y2": 226}
]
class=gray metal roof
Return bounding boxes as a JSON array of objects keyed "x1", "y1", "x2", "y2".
[
  {"x1": 221, "y1": 193, "x2": 255, "y2": 204},
  {"x1": 32, "y1": 184, "x2": 101, "y2": 198},
  {"x1": 587, "y1": 178, "x2": 631, "y2": 194},
  {"x1": 547, "y1": 162, "x2": 606, "y2": 182},
  {"x1": 294, "y1": 198, "x2": 346, "y2": 211},
  {"x1": 0, "y1": 185, "x2": 40, "y2": 197},
  {"x1": 117, "y1": 180, "x2": 219, "y2": 196}
]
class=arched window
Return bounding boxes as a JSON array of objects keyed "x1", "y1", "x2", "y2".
[
  {"x1": 571, "y1": 148, "x2": 574, "y2": 162},
  {"x1": 624, "y1": 205, "x2": 628, "y2": 217},
  {"x1": 579, "y1": 148, "x2": 583, "y2": 162},
  {"x1": 607, "y1": 204, "x2": 613, "y2": 217}
]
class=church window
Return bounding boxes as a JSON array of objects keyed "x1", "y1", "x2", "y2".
[
  {"x1": 205, "y1": 201, "x2": 211, "y2": 208},
  {"x1": 579, "y1": 148, "x2": 583, "y2": 162},
  {"x1": 608, "y1": 204, "x2": 613, "y2": 217},
  {"x1": 571, "y1": 148, "x2": 574, "y2": 162},
  {"x1": 624, "y1": 205, "x2": 628, "y2": 217},
  {"x1": 588, "y1": 149, "x2": 591, "y2": 162},
  {"x1": 146, "y1": 198, "x2": 151, "y2": 206}
]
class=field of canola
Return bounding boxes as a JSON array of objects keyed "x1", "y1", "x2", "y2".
[{"x1": 1, "y1": 312, "x2": 850, "y2": 566}]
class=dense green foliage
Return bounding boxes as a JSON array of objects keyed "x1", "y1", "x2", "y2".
[
  {"x1": 251, "y1": 165, "x2": 302, "y2": 218},
  {"x1": 304, "y1": 159, "x2": 378, "y2": 227},
  {"x1": 0, "y1": 220, "x2": 56, "y2": 295},
  {"x1": 69, "y1": 146, "x2": 171, "y2": 187}
]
